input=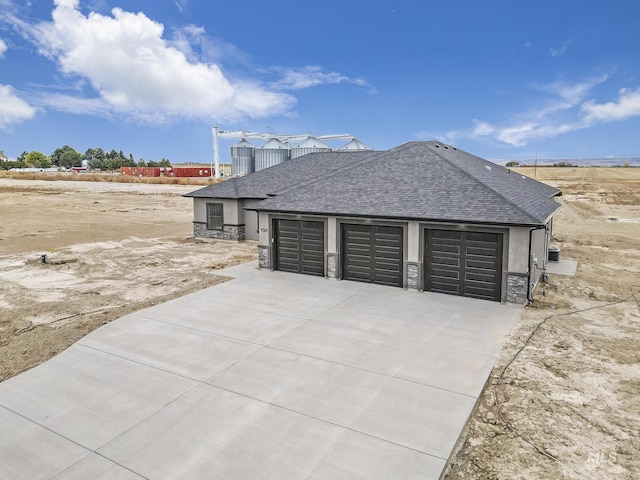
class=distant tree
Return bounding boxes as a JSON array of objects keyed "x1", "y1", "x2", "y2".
[
  {"x1": 553, "y1": 161, "x2": 576, "y2": 167},
  {"x1": 147, "y1": 160, "x2": 159, "y2": 167},
  {"x1": 83, "y1": 148, "x2": 96, "y2": 168},
  {"x1": 26, "y1": 151, "x2": 51, "y2": 168},
  {"x1": 137, "y1": 158, "x2": 146, "y2": 167},
  {"x1": 103, "y1": 157, "x2": 122, "y2": 171},
  {"x1": 122, "y1": 154, "x2": 136, "y2": 167},
  {"x1": 104, "y1": 149, "x2": 123, "y2": 170},
  {"x1": 15, "y1": 151, "x2": 29, "y2": 168},
  {"x1": 0, "y1": 152, "x2": 26, "y2": 170},
  {"x1": 159, "y1": 157, "x2": 171, "y2": 167},
  {"x1": 51, "y1": 145, "x2": 82, "y2": 168},
  {"x1": 84, "y1": 147, "x2": 106, "y2": 170},
  {"x1": 123, "y1": 153, "x2": 136, "y2": 167},
  {"x1": 505, "y1": 161, "x2": 519, "y2": 167}
]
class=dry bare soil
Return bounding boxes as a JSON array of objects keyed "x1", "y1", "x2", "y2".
[
  {"x1": 0, "y1": 178, "x2": 256, "y2": 381},
  {"x1": 1, "y1": 169, "x2": 638, "y2": 480},
  {"x1": 445, "y1": 167, "x2": 640, "y2": 480}
]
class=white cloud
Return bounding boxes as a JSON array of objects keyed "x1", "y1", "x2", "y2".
[
  {"x1": 272, "y1": 66, "x2": 375, "y2": 93},
  {"x1": 37, "y1": 92, "x2": 109, "y2": 116},
  {"x1": 581, "y1": 87, "x2": 640, "y2": 124},
  {"x1": 471, "y1": 120, "x2": 495, "y2": 137},
  {"x1": 174, "y1": 0, "x2": 189, "y2": 13},
  {"x1": 0, "y1": 38, "x2": 7, "y2": 58},
  {"x1": 0, "y1": 84, "x2": 37, "y2": 129},
  {"x1": 494, "y1": 122, "x2": 575, "y2": 147},
  {"x1": 18, "y1": 0, "x2": 295, "y2": 124},
  {"x1": 2, "y1": 0, "x2": 371, "y2": 125},
  {"x1": 464, "y1": 75, "x2": 627, "y2": 147},
  {"x1": 169, "y1": 24, "x2": 205, "y2": 62},
  {"x1": 549, "y1": 40, "x2": 572, "y2": 57},
  {"x1": 538, "y1": 75, "x2": 608, "y2": 107}
]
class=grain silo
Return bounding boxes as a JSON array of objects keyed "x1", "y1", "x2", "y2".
[
  {"x1": 337, "y1": 138, "x2": 372, "y2": 151},
  {"x1": 230, "y1": 139, "x2": 255, "y2": 176},
  {"x1": 255, "y1": 138, "x2": 290, "y2": 171},
  {"x1": 290, "y1": 136, "x2": 332, "y2": 159}
]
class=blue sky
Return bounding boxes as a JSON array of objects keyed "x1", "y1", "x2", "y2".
[{"x1": 1, "y1": 0, "x2": 639, "y2": 164}]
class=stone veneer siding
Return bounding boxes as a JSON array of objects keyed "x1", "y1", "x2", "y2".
[
  {"x1": 406, "y1": 263, "x2": 419, "y2": 289},
  {"x1": 327, "y1": 254, "x2": 337, "y2": 279},
  {"x1": 506, "y1": 273, "x2": 528, "y2": 304},
  {"x1": 194, "y1": 222, "x2": 245, "y2": 241},
  {"x1": 258, "y1": 245, "x2": 270, "y2": 269}
]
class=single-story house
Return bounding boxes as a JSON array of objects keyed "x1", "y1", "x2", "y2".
[{"x1": 185, "y1": 141, "x2": 561, "y2": 303}]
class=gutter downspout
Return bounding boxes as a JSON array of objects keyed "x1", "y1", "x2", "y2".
[{"x1": 527, "y1": 225, "x2": 547, "y2": 303}]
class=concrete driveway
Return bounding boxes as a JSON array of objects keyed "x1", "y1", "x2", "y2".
[{"x1": 0, "y1": 260, "x2": 521, "y2": 480}]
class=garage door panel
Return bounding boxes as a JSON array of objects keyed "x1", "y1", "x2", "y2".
[
  {"x1": 464, "y1": 288, "x2": 496, "y2": 300},
  {"x1": 426, "y1": 229, "x2": 502, "y2": 301},
  {"x1": 375, "y1": 259, "x2": 401, "y2": 270},
  {"x1": 432, "y1": 230, "x2": 462, "y2": 239},
  {"x1": 275, "y1": 220, "x2": 324, "y2": 276},
  {"x1": 375, "y1": 251, "x2": 402, "y2": 261},
  {"x1": 342, "y1": 224, "x2": 403, "y2": 287},
  {"x1": 375, "y1": 239, "x2": 401, "y2": 248},
  {"x1": 466, "y1": 259, "x2": 498, "y2": 271},
  {"x1": 302, "y1": 231, "x2": 323, "y2": 240},
  {"x1": 431, "y1": 245, "x2": 461, "y2": 255},
  {"x1": 467, "y1": 231, "x2": 498, "y2": 242},
  {"x1": 346, "y1": 246, "x2": 370, "y2": 255},
  {"x1": 430, "y1": 281, "x2": 459, "y2": 294},
  {"x1": 465, "y1": 271, "x2": 496, "y2": 283},
  {"x1": 432, "y1": 255, "x2": 459, "y2": 267},
  {"x1": 466, "y1": 246, "x2": 498, "y2": 257}
]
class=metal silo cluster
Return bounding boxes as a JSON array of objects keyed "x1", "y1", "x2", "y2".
[{"x1": 230, "y1": 136, "x2": 371, "y2": 175}]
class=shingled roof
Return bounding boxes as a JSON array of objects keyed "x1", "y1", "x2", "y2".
[
  {"x1": 184, "y1": 151, "x2": 375, "y2": 200},
  {"x1": 248, "y1": 142, "x2": 561, "y2": 226}
]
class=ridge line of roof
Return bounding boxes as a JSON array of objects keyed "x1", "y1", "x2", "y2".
[
  {"x1": 268, "y1": 143, "x2": 416, "y2": 196},
  {"x1": 266, "y1": 151, "x2": 382, "y2": 195},
  {"x1": 426, "y1": 143, "x2": 546, "y2": 224},
  {"x1": 184, "y1": 151, "x2": 370, "y2": 199}
]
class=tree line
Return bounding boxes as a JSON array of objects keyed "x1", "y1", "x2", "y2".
[{"x1": 0, "y1": 145, "x2": 171, "y2": 171}]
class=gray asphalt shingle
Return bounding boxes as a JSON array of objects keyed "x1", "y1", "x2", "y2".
[
  {"x1": 186, "y1": 142, "x2": 561, "y2": 226},
  {"x1": 184, "y1": 151, "x2": 375, "y2": 200}
]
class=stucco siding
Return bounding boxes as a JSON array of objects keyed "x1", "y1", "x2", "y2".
[
  {"x1": 193, "y1": 198, "x2": 241, "y2": 226},
  {"x1": 530, "y1": 226, "x2": 548, "y2": 284},
  {"x1": 507, "y1": 227, "x2": 530, "y2": 274},
  {"x1": 242, "y1": 199, "x2": 261, "y2": 241}
]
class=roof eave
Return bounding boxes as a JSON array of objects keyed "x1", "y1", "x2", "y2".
[{"x1": 246, "y1": 207, "x2": 556, "y2": 227}]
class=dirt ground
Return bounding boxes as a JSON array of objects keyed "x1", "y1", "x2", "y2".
[
  {"x1": 0, "y1": 178, "x2": 256, "y2": 381},
  {"x1": 445, "y1": 167, "x2": 640, "y2": 480},
  {"x1": 1, "y1": 169, "x2": 639, "y2": 480}
]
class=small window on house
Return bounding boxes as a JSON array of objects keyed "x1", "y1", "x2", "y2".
[{"x1": 206, "y1": 203, "x2": 224, "y2": 230}]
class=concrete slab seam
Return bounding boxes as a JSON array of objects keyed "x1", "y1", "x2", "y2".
[{"x1": 0, "y1": 404, "x2": 149, "y2": 480}]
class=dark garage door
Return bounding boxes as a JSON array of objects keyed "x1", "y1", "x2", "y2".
[
  {"x1": 425, "y1": 229, "x2": 503, "y2": 301},
  {"x1": 274, "y1": 219, "x2": 324, "y2": 276},
  {"x1": 342, "y1": 224, "x2": 403, "y2": 287}
]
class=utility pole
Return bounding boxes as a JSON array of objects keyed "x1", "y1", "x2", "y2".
[{"x1": 212, "y1": 125, "x2": 220, "y2": 179}]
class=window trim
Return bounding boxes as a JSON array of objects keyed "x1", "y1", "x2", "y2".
[{"x1": 206, "y1": 202, "x2": 224, "y2": 230}]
